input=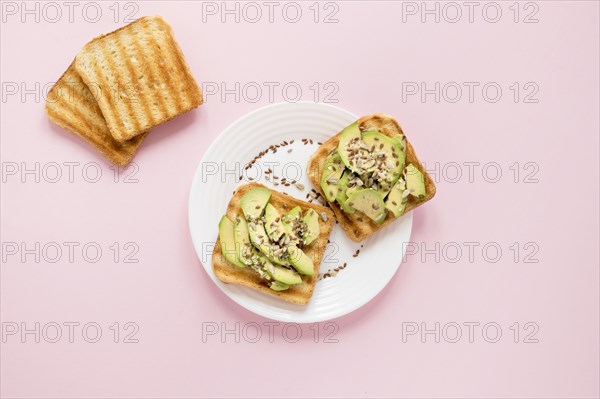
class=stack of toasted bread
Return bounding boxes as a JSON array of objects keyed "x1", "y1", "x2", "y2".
[{"x1": 46, "y1": 16, "x2": 203, "y2": 165}]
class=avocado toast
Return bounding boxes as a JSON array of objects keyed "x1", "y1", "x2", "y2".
[
  {"x1": 307, "y1": 114, "x2": 436, "y2": 242},
  {"x1": 213, "y1": 183, "x2": 335, "y2": 304}
]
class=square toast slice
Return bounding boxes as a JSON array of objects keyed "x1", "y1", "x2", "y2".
[
  {"x1": 75, "y1": 16, "x2": 203, "y2": 142},
  {"x1": 307, "y1": 114, "x2": 436, "y2": 242},
  {"x1": 45, "y1": 62, "x2": 147, "y2": 166},
  {"x1": 212, "y1": 183, "x2": 335, "y2": 305}
]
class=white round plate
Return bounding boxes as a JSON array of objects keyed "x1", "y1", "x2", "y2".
[{"x1": 189, "y1": 102, "x2": 412, "y2": 323}]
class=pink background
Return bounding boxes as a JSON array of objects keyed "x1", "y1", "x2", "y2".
[{"x1": 1, "y1": 1, "x2": 599, "y2": 398}]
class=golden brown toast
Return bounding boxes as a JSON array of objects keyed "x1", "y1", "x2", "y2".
[
  {"x1": 75, "y1": 16, "x2": 203, "y2": 142},
  {"x1": 307, "y1": 114, "x2": 436, "y2": 242},
  {"x1": 213, "y1": 183, "x2": 335, "y2": 305},
  {"x1": 45, "y1": 62, "x2": 147, "y2": 166}
]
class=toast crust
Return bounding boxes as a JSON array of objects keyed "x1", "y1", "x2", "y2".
[
  {"x1": 212, "y1": 183, "x2": 335, "y2": 305},
  {"x1": 307, "y1": 114, "x2": 436, "y2": 242},
  {"x1": 45, "y1": 62, "x2": 147, "y2": 166},
  {"x1": 75, "y1": 16, "x2": 203, "y2": 142}
]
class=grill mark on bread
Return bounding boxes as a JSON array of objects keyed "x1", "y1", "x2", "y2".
[
  {"x1": 158, "y1": 19, "x2": 197, "y2": 109},
  {"x1": 48, "y1": 79, "x2": 106, "y2": 145},
  {"x1": 53, "y1": 74, "x2": 113, "y2": 143},
  {"x1": 117, "y1": 28, "x2": 158, "y2": 129},
  {"x1": 46, "y1": 107, "x2": 80, "y2": 137},
  {"x1": 151, "y1": 19, "x2": 185, "y2": 111},
  {"x1": 113, "y1": 31, "x2": 149, "y2": 132},
  {"x1": 91, "y1": 40, "x2": 136, "y2": 139},
  {"x1": 137, "y1": 17, "x2": 172, "y2": 120}
]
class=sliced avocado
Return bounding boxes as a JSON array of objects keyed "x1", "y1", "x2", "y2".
[
  {"x1": 320, "y1": 152, "x2": 345, "y2": 201},
  {"x1": 345, "y1": 180, "x2": 361, "y2": 197},
  {"x1": 264, "y1": 261, "x2": 302, "y2": 285},
  {"x1": 281, "y1": 206, "x2": 302, "y2": 245},
  {"x1": 384, "y1": 179, "x2": 408, "y2": 218},
  {"x1": 301, "y1": 209, "x2": 320, "y2": 246},
  {"x1": 336, "y1": 171, "x2": 355, "y2": 214},
  {"x1": 247, "y1": 220, "x2": 287, "y2": 266},
  {"x1": 270, "y1": 281, "x2": 290, "y2": 291},
  {"x1": 362, "y1": 130, "x2": 405, "y2": 191},
  {"x1": 240, "y1": 187, "x2": 271, "y2": 220},
  {"x1": 282, "y1": 206, "x2": 301, "y2": 234},
  {"x1": 337, "y1": 122, "x2": 362, "y2": 172},
  {"x1": 287, "y1": 244, "x2": 315, "y2": 276},
  {"x1": 218, "y1": 216, "x2": 245, "y2": 268},
  {"x1": 264, "y1": 203, "x2": 285, "y2": 242},
  {"x1": 249, "y1": 253, "x2": 273, "y2": 281},
  {"x1": 405, "y1": 164, "x2": 426, "y2": 199},
  {"x1": 345, "y1": 188, "x2": 386, "y2": 224},
  {"x1": 391, "y1": 133, "x2": 407, "y2": 153},
  {"x1": 233, "y1": 215, "x2": 253, "y2": 265}
]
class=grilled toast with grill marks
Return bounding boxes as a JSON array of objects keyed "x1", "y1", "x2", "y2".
[{"x1": 75, "y1": 16, "x2": 203, "y2": 142}]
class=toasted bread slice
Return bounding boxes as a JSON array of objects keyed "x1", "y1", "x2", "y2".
[
  {"x1": 213, "y1": 183, "x2": 335, "y2": 305},
  {"x1": 45, "y1": 62, "x2": 147, "y2": 166},
  {"x1": 307, "y1": 114, "x2": 436, "y2": 242},
  {"x1": 75, "y1": 16, "x2": 203, "y2": 142}
]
